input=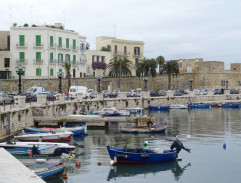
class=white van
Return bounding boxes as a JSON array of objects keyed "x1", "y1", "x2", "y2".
[
  {"x1": 26, "y1": 86, "x2": 46, "y2": 95},
  {"x1": 69, "y1": 86, "x2": 88, "y2": 99}
]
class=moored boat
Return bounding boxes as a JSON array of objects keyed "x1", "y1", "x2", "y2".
[
  {"x1": 223, "y1": 103, "x2": 241, "y2": 108},
  {"x1": 148, "y1": 105, "x2": 170, "y2": 110},
  {"x1": 170, "y1": 104, "x2": 188, "y2": 109},
  {"x1": 94, "y1": 107, "x2": 131, "y2": 117},
  {"x1": 188, "y1": 103, "x2": 212, "y2": 108}
]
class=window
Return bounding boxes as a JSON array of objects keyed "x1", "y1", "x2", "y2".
[
  {"x1": 50, "y1": 52, "x2": 54, "y2": 63},
  {"x1": 19, "y1": 35, "x2": 25, "y2": 46},
  {"x1": 58, "y1": 53, "x2": 63, "y2": 62},
  {"x1": 97, "y1": 56, "x2": 99, "y2": 62},
  {"x1": 114, "y1": 45, "x2": 117, "y2": 54},
  {"x1": 135, "y1": 58, "x2": 139, "y2": 66},
  {"x1": 124, "y1": 46, "x2": 127, "y2": 55},
  {"x1": 50, "y1": 68, "x2": 54, "y2": 76},
  {"x1": 179, "y1": 62, "x2": 183, "y2": 69},
  {"x1": 36, "y1": 52, "x2": 41, "y2": 62},
  {"x1": 36, "y1": 68, "x2": 41, "y2": 76},
  {"x1": 19, "y1": 52, "x2": 25, "y2": 62},
  {"x1": 50, "y1": 36, "x2": 53, "y2": 47},
  {"x1": 65, "y1": 54, "x2": 70, "y2": 64},
  {"x1": 186, "y1": 66, "x2": 192, "y2": 73},
  {"x1": 59, "y1": 69, "x2": 62, "y2": 74},
  {"x1": 102, "y1": 56, "x2": 105, "y2": 62},
  {"x1": 81, "y1": 43, "x2": 85, "y2": 50},
  {"x1": 36, "y1": 35, "x2": 41, "y2": 46},
  {"x1": 73, "y1": 39, "x2": 76, "y2": 49},
  {"x1": 4, "y1": 58, "x2": 10, "y2": 67},
  {"x1": 58, "y1": 37, "x2": 62, "y2": 48},
  {"x1": 134, "y1": 47, "x2": 140, "y2": 55},
  {"x1": 73, "y1": 55, "x2": 76, "y2": 64},
  {"x1": 66, "y1": 38, "x2": 69, "y2": 48}
]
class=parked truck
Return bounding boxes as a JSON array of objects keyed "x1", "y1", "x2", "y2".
[{"x1": 69, "y1": 86, "x2": 88, "y2": 99}]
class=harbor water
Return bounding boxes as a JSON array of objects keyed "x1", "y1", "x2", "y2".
[{"x1": 44, "y1": 108, "x2": 241, "y2": 183}]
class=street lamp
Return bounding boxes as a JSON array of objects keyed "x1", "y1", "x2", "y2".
[
  {"x1": 57, "y1": 71, "x2": 64, "y2": 93},
  {"x1": 143, "y1": 76, "x2": 148, "y2": 91},
  {"x1": 15, "y1": 65, "x2": 25, "y2": 95},
  {"x1": 96, "y1": 76, "x2": 102, "y2": 93},
  {"x1": 189, "y1": 78, "x2": 193, "y2": 91},
  {"x1": 225, "y1": 79, "x2": 229, "y2": 90}
]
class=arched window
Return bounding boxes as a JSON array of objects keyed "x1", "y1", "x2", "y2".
[
  {"x1": 65, "y1": 54, "x2": 70, "y2": 64},
  {"x1": 58, "y1": 53, "x2": 63, "y2": 63}
]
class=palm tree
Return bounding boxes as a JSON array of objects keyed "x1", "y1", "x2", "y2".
[
  {"x1": 156, "y1": 55, "x2": 165, "y2": 73},
  {"x1": 136, "y1": 58, "x2": 157, "y2": 77},
  {"x1": 160, "y1": 60, "x2": 179, "y2": 90},
  {"x1": 64, "y1": 62, "x2": 71, "y2": 91},
  {"x1": 108, "y1": 58, "x2": 132, "y2": 91}
]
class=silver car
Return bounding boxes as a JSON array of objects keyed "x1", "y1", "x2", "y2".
[{"x1": 126, "y1": 90, "x2": 141, "y2": 97}]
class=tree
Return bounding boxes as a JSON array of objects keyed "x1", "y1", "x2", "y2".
[
  {"x1": 108, "y1": 58, "x2": 132, "y2": 91},
  {"x1": 23, "y1": 23, "x2": 29, "y2": 27},
  {"x1": 64, "y1": 62, "x2": 71, "y2": 91},
  {"x1": 136, "y1": 58, "x2": 157, "y2": 77},
  {"x1": 100, "y1": 45, "x2": 111, "y2": 51},
  {"x1": 86, "y1": 42, "x2": 90, "y2": 50},
  {"x1": 156, "y1": 55, "x2": 165, "y2": 73},
  {"x1": 159, "y1": 60, "x2": 179, "y2": 90}
]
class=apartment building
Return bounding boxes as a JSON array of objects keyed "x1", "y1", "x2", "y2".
[
  {"x1": 96, "y1": 36, "x2": 144, "y2": 75},
  {"x1": 10, "y1": 24, "x2": 86, "y2": 79}
]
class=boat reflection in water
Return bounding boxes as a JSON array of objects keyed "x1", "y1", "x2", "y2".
[{"x1": 107, "y1": 161, "x2": 191, "y2": 181}]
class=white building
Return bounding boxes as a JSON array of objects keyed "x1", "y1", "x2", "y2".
[{"x1": 10, "y1": 24, "x2": 87, "y2": 79}]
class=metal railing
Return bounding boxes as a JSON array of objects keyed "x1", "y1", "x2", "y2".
[
  {"x1": 33, "y1": 59, "x2": 43, "y2": 63},
  {"x1": 33, "y1": 43, "x2": 44, "y2": 47},
  {"x1": 16, "y1": 59, "x2": 28, "y2": 64},
  {"x1": 16, "y1": 42, "x2": 28, "y2": 47},
  {"x1": 113, "y1": 51, "x2": 130, "y2": 56}
]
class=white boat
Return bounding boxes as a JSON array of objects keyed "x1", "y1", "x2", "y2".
[
  {"x1": 95, "y1": 107, "x2": 130, "y2": 117},
  {"x1": 14, "y1": 131, "x2": 73, "y2": 142},
  {"x1": 170, "y1": 104, "x2": 188, "y2": 109}
]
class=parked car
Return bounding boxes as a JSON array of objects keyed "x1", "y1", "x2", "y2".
[
  {"x1": 174, "y1": 90, "x2": 183, "y2": 96},
  {"x1": 126, "y1": 90, "x2": 140, "y2": 97},
  {"x1": 102, "y1": 90, "x2": 110, "y2": 98},
  {"x1": 89, "y1": 91, "x2": 97, "y2": 99},
  {"x1": 46, "y1": 92, "x2": 56, "y2": 101},
  {"x1": 194, "y1": 89, "x2": 201, "y2": 95},
  {"x1": 199, "y1": 89, "x2": 208, "y2": 95},
  {"x1": 150, "y1": 90, "x2": 159, "y2": 97},
  {"x1": 158, "y1": 90, "x2": 166, "y2": 96},
  {"x1": 230, "y1": 89, "x2": 239, "y2": 94},
  {"x1": 109, "y1": 90, "x2": 118, "y2": 98},
  {"x1": 0, "y1": 93, "x2": 14, "y2": 105},
  {"x1": 25, "y1": 93, "x2": 37, "y2": 102},
  {"x1": 213, "y1": 89, "x2": 222, "y2": 95}
]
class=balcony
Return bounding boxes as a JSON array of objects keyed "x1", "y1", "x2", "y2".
[
  {"x1": 113, "y1": 51, "x2": 130, "y2": 56},
  {"x1": 79, "y1": 59, "x2": 87, "y2": 64},
  {"x1": 16, "y1": 59, "x2": 27, "y2": 64},
  {"x1": 134, "y1": 52, "x2": 142, "y2": 57},
  {"x1": 80, "y1": 47, "x2": 86, "y2": 52},
  {"x1": 48, "y1": 43, "x2": 57, "y2": 49},
  {"x1": 58, "y1": 60, "x2": 66, "y2": 64},
  {"x1": 58, "y1": 44, "x2": 71, "y2": 50},
  {"x1": 49, "y1": 59, "x2": 57, "y2": 64},
  {"x1": 33, "y1": 59, "x2": 43, "y2": 64},
  {"x1": 33, "y1": 43, "x2": 44, "y2": 48},
  {"x1": 72, "y1": 45, "x2": 79, "y2": 51},
  {"x1": 16, "y1": 42, "x2": 28, "y2": 48}
]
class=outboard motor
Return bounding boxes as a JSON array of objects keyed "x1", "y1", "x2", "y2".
[
  {"x1": 31, "y1": 145, "x2": 40, "y2": 155},
  {"x1": 170, "y1": 136, "x2": 191, "y2": 153}
]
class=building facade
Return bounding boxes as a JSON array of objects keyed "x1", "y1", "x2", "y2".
[
  {"x1": 96, "y1": 36, "x2": 144, "y2": 75},
  {"x1": 10, "y1": 24, "x2": 86, "y2": 79}
]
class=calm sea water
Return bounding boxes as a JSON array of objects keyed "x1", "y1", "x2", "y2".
[{"x1": 46, "y1": 108, "x2": 241, "y2": 183}]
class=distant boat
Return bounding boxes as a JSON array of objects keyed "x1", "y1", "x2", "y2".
[
  {"x1": 23, "y1": 126, "x2": 87, "y2": 136},
  {"x1": 148, "y1": 105, "x2": 170, "y2": 110},
  {"x1": 170, "y1": 104, "x2": 188, "y2": 109},
  {"x1": 94, "y1": 107, "x2": 130, "y2": 116},
  {"x1": 223, "y1": 103, "x2": 241, "y2": 108},
  {"x1": 14, "y1": 131, "x2": 73, "y2": 142},
  {"x1": 188, "y1": 103, "x2": 212, "y2": 108}
]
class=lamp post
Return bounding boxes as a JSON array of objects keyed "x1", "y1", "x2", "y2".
[
  {"x1": 225, "y1": 79, "x2": 229, "y2": 90},
  {"x1": 57, "y1": 71, "x2": 64, "y2": 93},
  {"x1": 189, "y1": 78, "x2": 193, "y2": 91},
  {"x1": 15, "y1": 65, "x2": 25, "y2": 95},
  {"x1": 96, "y1": 76, "x2": 102, "y2": 93},
  {"x1": 143, "y1": 76, "x2": 148, "y2": 91}
]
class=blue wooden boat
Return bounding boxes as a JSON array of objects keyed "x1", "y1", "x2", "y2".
[
  {"x1": 26, "y1": 164, "x2": 65, "y2": 180},
  {"x1": 223, "y1": 103, "x2": 241, "y2": 108},
  {"x1": 107, "y1": 139, "x2": 190, "y2": 164},
  {"x1": 148, "y1": 105, "x2": 170, "y2": 110},
  {"x1": 188, "y1": 103, "x2": 212, "y2": 108}
]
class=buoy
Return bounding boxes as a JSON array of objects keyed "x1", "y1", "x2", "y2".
[
  {"x1": 29, "y1": 150, "x2": 32, "y2": 157},
  {"x1": 223, "y1": 143, "x2": 226, "y2": 149},
  {"x1": 76, "y1": 160, "x2": 81, "y2": 167},
  {"x1": 97, "y1": 161, "x2": 101, "y2": 166},
  {"x1": 62, "y1": 173, "x2": 68, "y2": 179},
  {"x1": 144, "y1": 141, "x2": 148, "y2": 147}
]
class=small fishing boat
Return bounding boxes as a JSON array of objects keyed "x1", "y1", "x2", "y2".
[
  {"x1": 188, "y1": 103, "x2": 212, "y2": 108},
  {"x1": 23, "y1": 126, "x2": 87, "y2": 136},
  {"x1": 95, "y1": 107, "x2": 130, "y2": 117},
  {"x1": 170, "y1": 104, "x2": 188, "y2": 109},
  {"x1": 148, "y1": 105, "x2": 170, "y2": 110},
  {"x1": 18, "y1": 155, "x2": 62, "y2": 165},
  {"x1": 14, "y1": 131, "x2": 73, "y2": 142},
  {"x1": 223, "y1": 103, "x2": 241, "y2": 108},
  {"x1": 121, "y1": 116, "x2": 167, "y2": 133},
  {"x1": 26, "y1": 163, "x2": 65, "y2": 180},
  {"x1": 107, "y1": 138, "x2": 191, "y2": 164}
]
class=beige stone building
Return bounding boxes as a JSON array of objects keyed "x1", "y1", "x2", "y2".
[{"x1": 96, "y1": 36, "x2": 144, "y2": 75}]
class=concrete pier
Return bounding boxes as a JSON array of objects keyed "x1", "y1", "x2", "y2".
[{"x1": 0, "y1": 148, "x2": 45, "y2": 183}]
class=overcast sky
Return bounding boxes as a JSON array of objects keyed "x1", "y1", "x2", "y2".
[{"x1": 1, "y1": 0, "x2": 241, "y2": 69}]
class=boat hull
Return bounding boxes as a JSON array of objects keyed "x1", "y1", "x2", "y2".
[
  {"x1": 107, "y1": 146, "x2": 178, "y2": 164},
  {"x1": 148, "y1": 105, "x2": 170, "y2": 110},
  {"x1": 188, "y1": 103, "x2": 212, "y2": 108},
  {"x1": 121, "y1": 124, "x2": 166, "y2": 133},
  {"x1": 223, "y1": 103, "x2": 241, "y2": 108}
]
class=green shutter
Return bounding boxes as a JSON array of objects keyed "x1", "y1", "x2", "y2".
[
  {"x1": 19, "y1": 52, "x2": 25, "y2": 62},
  {"x1": 50, "y1": 52, "x2": 53, "y2": 63},
  {"x1": 36, "y1": 52, "x2": 41, "y2": 62},
  {"x1": 73, "y1": 39, "x2": 76, "y2": 49},
  {"x1": 50, "y1": 36, "x2": 53, "y2": 47},
  {"x1": 50, "y1": 68, "x2": 54, "y2": 76},
  {"x1": 36, "y1": 35, "x2": 41, "y2": 46},
  {"x1": 58, "y1": 37, "x2": 62, "y2": 47},
  {"x1": 65, "y1": 54, "x2": 70, "y2": 64},
  {"x1": 19, "y1": 35, "x2": 24, "y2": 46},
  {"x1": 66, "y1": 38, "x2": 69, "y2": 48},
  {"x1": 20, "y1": 69, "x2": 25, "y2": 76},
  {"x1": 36, "y1": 68, "x2": 42, "y2": 76},
  {"x1": 73, "y1": 55, "x2": 76, "y2": 64}
]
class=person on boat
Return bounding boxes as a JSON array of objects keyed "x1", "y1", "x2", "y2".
[
  {"x1": 31, "y1": 145, "x2": 40, "y2": 155},
  {"x1": 170, "y1": 136, "x2": 191, "y2": 153}
]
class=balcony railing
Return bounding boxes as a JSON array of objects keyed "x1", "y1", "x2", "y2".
[
  {"x1": 33, "y1": 59, "x2": 43, "y2": 64},
  {"x1": 33, "y1": 43, "x2": 44, "y2": 48},
  {"x1": 79, "y1": 59, "x2": 87, "y2": 64},
  {"x1": 134, "y1": 52, "x2": 142, "y2": 56},
  {"x1": 48, "y1": 43, "x2": 57, "y2": 49},
  {"x1": 80, "y1": 47, "x2": 86, "y2": 51},
  {"x1": 113, "y1": 51, "x2": 130, "y2": 56},
  {"x1": 58, "y1": 60, "x2": 66, "y2": 64},
  {"x1": 16, "y1": 59, "x2": 27, "y2": 64},
  {"x1": 16, "y1": 42, "x2": 28, "y2": 47},
  {"x1": 49, "y1": 59, "x2": 57, "y2": 64},
  {"x1": 57, "y1": 44, "x2": 71, "y2": 50},
  {"x1": 72, "y1": 45, "x2": 79, "y2": 51}
]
